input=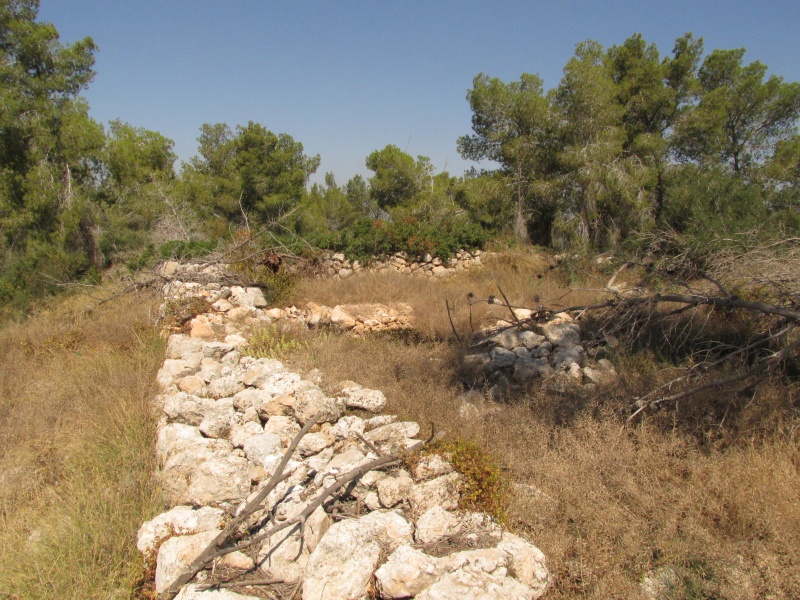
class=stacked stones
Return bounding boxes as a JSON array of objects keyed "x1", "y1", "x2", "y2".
[
  {"x1": 162, "y1": 266, "x2": 414, "y2": 338},
  {"x1": 143, "y1": 281, "x2": 551, "y2": 600},
  {"x1": 317, "y1": 249, "x2": 483, "y2": 279},
  {"x1": 463, "y1": 313, "x2": 617, "y2": 397}
]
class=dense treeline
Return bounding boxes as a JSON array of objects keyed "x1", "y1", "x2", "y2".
[{"x1": 1, "y1": 1, "x2": 798, "y2": 311}]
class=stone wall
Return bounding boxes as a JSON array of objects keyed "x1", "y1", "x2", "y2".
[
  {"x1": 313, "y1": 249, "x2": 484, "y2": 279},
  {"x1": 142, "y1": 276, "x2": 551, "y2": 599}
]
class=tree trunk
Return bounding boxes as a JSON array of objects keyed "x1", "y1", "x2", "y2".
[{"x1": 513, "y1": 171, "x2": 529, "y2": 242}]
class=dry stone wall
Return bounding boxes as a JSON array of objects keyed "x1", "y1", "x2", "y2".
[
  {"x1": 142, "y1": 272, "x2": 551, "y2": 599},
  {"x1": 312, "y1": 249, "x2": 485, "y2": 279}
]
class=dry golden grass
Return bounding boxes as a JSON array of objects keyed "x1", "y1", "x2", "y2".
[
  {"x1": 283, "y1": 248, "x2": 800, "y2": 599},
  {"x1": 289, "y1": 248, "x2": 605, "y2": 339},
  {"x1": 0, "y1": 287, "x2": 164, "y2": 599}
]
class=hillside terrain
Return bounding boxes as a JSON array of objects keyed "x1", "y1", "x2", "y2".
[{"x1": 1, "y1": 246, "x2": 798, "y2": 599}]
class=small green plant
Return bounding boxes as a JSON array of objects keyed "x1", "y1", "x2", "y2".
[
  {"x1": 245, "y1": 325, "x2": 307, "y2": 359},
  {"x1": 158, "y1": 239, "x2": 216, "y2": 260},
  {"x1": 427, "y1": 437, "x2": 510, "y2": 523}
]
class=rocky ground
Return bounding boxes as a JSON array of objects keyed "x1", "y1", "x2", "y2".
[{"x1": 143, "y1": 270, "x2": 552, "y2": 599}]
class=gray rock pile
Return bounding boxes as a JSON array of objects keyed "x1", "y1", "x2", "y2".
[
  {"x1": 463, "y1": 312, "x2": 617, "y2": 397},
  {"x1": 142, "y1": 280, "x2": 551, "y2": 599}
]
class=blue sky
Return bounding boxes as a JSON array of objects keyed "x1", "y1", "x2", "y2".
[{"x1": 39, "y1": 1, "x2": 800, "y2": 186}]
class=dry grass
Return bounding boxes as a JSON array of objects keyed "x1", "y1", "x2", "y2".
[
  {"x1": 0, "y1": 287, "x2": 165, "y2": 599},
  {"x1": 288, "y1": 249, "x2": 607, "y2": 340},
  {"x1": 282, "y1": 248, "x2": 800, "y2": 599}
]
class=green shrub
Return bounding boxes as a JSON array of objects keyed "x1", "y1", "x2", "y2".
[
  {"x1": 317, "y1": 216, "x2": 490, "y2": 262},
  {"x1": 158, "y1": 239, "x2": 216, "y2": 260},
  {"x1": 244, "y1": 324, "x2": 308, "y2": 359},
  {"x1": 427, "y1": 437, "x2": 510, "y2": 523}
]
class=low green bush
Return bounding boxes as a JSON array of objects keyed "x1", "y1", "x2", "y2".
[{"x1": 316, "y1": 216, "x2": 490, "y2": 262}]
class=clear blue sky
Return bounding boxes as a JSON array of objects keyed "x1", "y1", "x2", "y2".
[{"x1": 39, "y1": 0, "x2": 800, "y2": 186}]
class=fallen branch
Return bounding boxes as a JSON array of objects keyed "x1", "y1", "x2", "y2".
[
  {"x1": 159, "y1": 416, "x2": 444, "y2": 600},
  {"x1": 158, "y1": 413, "x2": 323, "y2": 599}
]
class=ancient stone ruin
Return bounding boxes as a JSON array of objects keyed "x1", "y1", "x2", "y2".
[{"x1": 142, "y1": 268, "x2": 552, "y2": 599}]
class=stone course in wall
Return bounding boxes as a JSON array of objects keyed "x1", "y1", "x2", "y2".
[
  {"x1": 311, "y1": 249, "x2": 484, "y2": 279},
  {"x1": 141, "y1": 277, "x2": 551, "y2": 599}
]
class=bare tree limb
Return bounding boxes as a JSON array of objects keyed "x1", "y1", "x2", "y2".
[{"x1": 158, "y1": 413, "x2": 323, "y2": 600}]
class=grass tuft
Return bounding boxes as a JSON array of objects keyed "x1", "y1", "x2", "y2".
[{"x1": 0, "y1": 286, "x2": 165, "y2": 599}]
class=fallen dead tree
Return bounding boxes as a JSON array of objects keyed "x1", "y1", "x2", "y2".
[{"x1": 461, "y1": 259, "x2": 799, "y2": 422}]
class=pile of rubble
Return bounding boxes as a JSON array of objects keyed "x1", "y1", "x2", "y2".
[
  {"x1": 315, "y1": 249, "x2": 484, "y2": 279},
  {"x1": 143, "y1": 279, "x2": 551, "y2": 599},
  {"x1": 463, "y1": 312, "x2": 617, "y2": 398}
]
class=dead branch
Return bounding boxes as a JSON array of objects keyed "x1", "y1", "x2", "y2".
[
  {"x1": 629, "y1": 337, "x2": 800, "y2": 421},
  {"x1": 158, "y1": 415, "x2": 444, "y2": 600},
  {"x1": 197, "y1": 578, "x2": 284, "y2": 591},
  {"x1": 445, "y1": 300, "x2": 462, "y2": 343},
  {"x1": 466, "y1": 275, "x2": 800, "y2": 421},
  {"x1": 158, "y1": 413, "x2": 324, "y2": 600}
]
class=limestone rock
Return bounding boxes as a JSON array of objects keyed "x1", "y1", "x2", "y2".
[
  {"x1": 190, "y1": 315, "x2": 216, "y2": 340},
  {"x1": 163, "y1": 393, "x2": 213, "y2": 426},
  {"x1": 541, "y1": 321, "x2": 581, "y2": 347},
  {"x1": 177, "y1": 375, "x2": 207, "y2": 395},
  {"x1": 302, "y1": 510, "x2": 414, "y2": 600},
  {"x1": 377, "y1": 471, "x2": 414, "y2": 508},
  {"x1": 375, "y1": 544, "x2": 443, "y2": 599},
  {"x1": 220, "y1": 551, "x2": 255, "y2": 571},
  {"x1": 240, "y1": 359, "x2": 285, "y2": 387},
  {"x1": 262, "y1": 415, "x2": 301, "y2": 445},
  {"x1": 292, "y1": 388, "x2": 343, "y2": 425},
  {"x1": 166, "y1": 335, "x2": 205, "y2": 360},
  {"x1": 415, "y1": 506, "x2": 459, "y2": 544},
  {"x1": 155, "y1": 530, "x2": 219, "y2": 594},
  {"x1": 550, "y1": 345, "x2": 585, "y2": 370},
  {"x1": 206, "y1": 375, "x2": 244, "y2": 399},
  {"x1": 257, "y1": 371, "x2": 303, "y2": 396},
  {"x1": 160, "y1": 260, "x2": 180, "y2": 277},
  {"x1": 365, "y1": 421, "x2": 420, "y2": 444},
  {"x1": 364, "y1": 414, "x2": 396, "y2": 430},
  {"x1": 513, "y1": 357, "x2": 553, "y2": 382},
  {"x1": 329, "y1": 306, "x2": 356, "y2": 330},
  {"x1": 137, "y1": 505, "x2": 225, "y2": 557},
  {"x1": 183, "y1": 454, "x2": 251, "y2": 506},
  {"x1": 415, "y1": 567, "x2": 535, "y2": 600},
  {"x1": 258, "y1": 394, "x2": 297, "y2": 419},
  {"x1": 491, "y1": 330, "x2": 522, "y2": 350},
  {"x1": 158, "y1": 359, "x2": 201, "y2": 388},
  {"x1": 242, "y1": 433, "x2": 282, "y2": 467},
  {"x1": 338, "y1": 385, "x2": 387, "y2": 413},
  {"x1": 496, "y1": 532, "x2": 551, "y2": 597},
  {"x1": 230, "y1": 286, "x2": 267, "y2": 309},
  {"x1": 229, "y1": 421, "x2": 264, "y2": 449},
  {"x1": 232, "y1": 388, "x2": 270, "y2": 412},
  {"x1": 328, "y1": 415, "x2": 366, "y2": 439},
  {"x1": 409, "y1": 472, "x2": 462, "y2": 517},
  {"x1": 296, "y1": 431, "x2": 335, "y2": 456},
  {"x1": 198, "y1": 400, "x2": 235, "y2": 439},
  {"x1": 490, "y1": 347, "x2": 517, "y2": 368},
  {"x1": 257, "y1": 527, "x2": 309, "y2": 583},
  {"x1": 303, "y1": 505, "x2": 332, "y2": 554}
]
